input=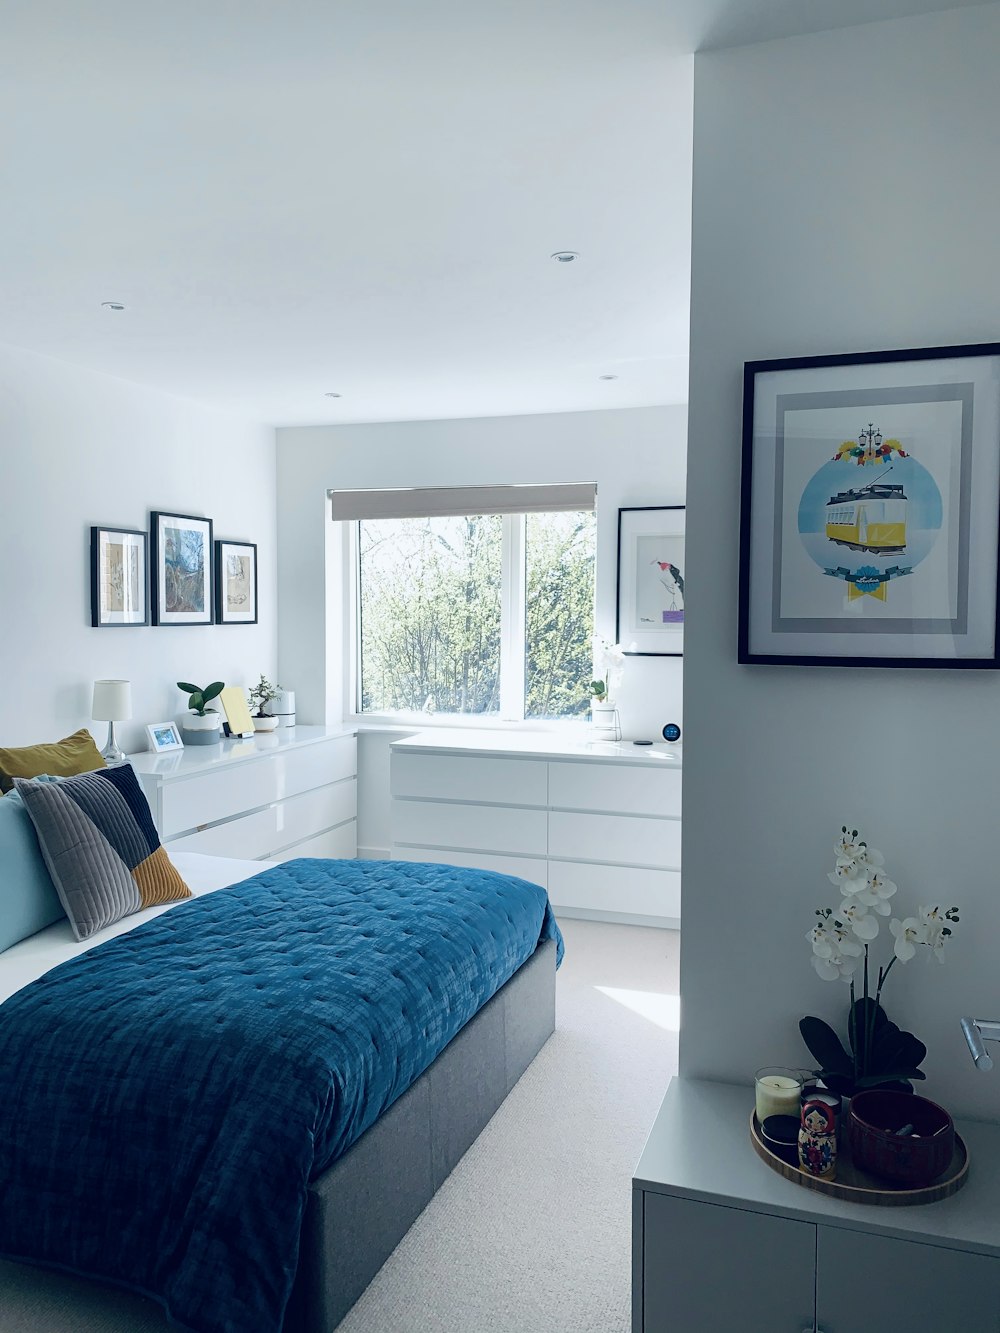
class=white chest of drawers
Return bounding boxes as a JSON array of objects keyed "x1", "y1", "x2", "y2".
[
  {"x1": 390, "y1": 731, "x2": 681, "y2": 927},
  {"x1": 129, "y1": 725, "x2": 358, "y2": 863}
]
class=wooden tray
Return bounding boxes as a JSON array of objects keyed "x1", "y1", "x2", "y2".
[{"x1": 750, "y1": 1112, "x2": 969, "y2": 1206}]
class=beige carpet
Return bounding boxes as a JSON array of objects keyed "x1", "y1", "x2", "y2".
[{"x1": 0, "y1": 918, "x2": 679, "y2": 1333}]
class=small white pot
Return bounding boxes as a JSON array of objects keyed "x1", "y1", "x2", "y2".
[
  {"x1": 182, "y1": 711, "x2": 223, "y2": 746},
  {"x1": 253, "y1": 715, "x2": 280, "y2": 732}
]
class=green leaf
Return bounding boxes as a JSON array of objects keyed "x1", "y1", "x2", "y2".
[
  {"x1": 202, "y1": 681, "x2": 225, "y2": 704},
  {"x1": 176, "y1": 681, "x2": 199, "y2": 694},
  {"x1": 188, "y1": 692, "x2": 205, "y2": 712},
  {"x1": 799, "y1": 1016, "x2": 852, "y2": 1075}
]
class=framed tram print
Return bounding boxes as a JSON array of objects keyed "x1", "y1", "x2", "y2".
[{"x1": 738, "y1": 343, "x2": 1000, "y2": 668}]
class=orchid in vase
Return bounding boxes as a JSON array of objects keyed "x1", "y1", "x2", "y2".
[
  {"x1": 589, "y1": 637, "x2": 627, "y2": 705},
  {"x1": 801, "y1": 827, "x2": 960, "y2": 1097}
]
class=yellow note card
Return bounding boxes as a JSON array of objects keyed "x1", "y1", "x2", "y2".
[{"x1": 219, "y1": 686, "x2": 256, "y2": 738}]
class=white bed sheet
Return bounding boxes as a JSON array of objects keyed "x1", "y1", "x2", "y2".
[{"x1": 0, "y1": 852, "x2": 276, "y2": 1005}]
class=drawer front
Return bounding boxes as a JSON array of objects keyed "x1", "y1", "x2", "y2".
[
  {"x1": 391, "y1": 798, "x2": 547, "y2": 856},
  {"x1": 160, "y1": 737, "x2": 356, "y2": 837},
  {"x1": 393, "y1": 844, "x2": 548, "y2": 889},
  {"x1": 548, "y1": 761, "x2": 681, "y2": 818},
  {"x1": 270, "y1": 820, "x2": 357, "y2": 863},
  {"x1": 390, "y1": 752, "x2": 547, "y2": 806},
  {"x1": 549, "y1": 810, "x2": 680, "y2": 869},
  {"x1": 166, "y1": 779, "x2": 356, "y2": 859},
  {"x1": 548, "y1": 860, "x2": 680, "y2": 919}
]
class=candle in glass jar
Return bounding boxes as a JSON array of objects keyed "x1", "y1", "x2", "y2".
[{"x1": 754, "y1": 1067, "x2": 804, "y2": 1122}]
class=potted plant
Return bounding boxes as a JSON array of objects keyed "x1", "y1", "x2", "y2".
[
  {"x1": 176, "y1": 680, "x2": 225, "y2": 745},
  {"x1": 589, "y1": 637, "x2": 627, "y2": 737},
  {"x1": 247, "y1": 674, "x2": 282, "y2": 732},
  {"x1": 801, "y1": 827, "x2": 960, "y2": 1098}
]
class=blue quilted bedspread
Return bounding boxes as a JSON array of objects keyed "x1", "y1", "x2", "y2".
[{"x1": 0, "y1": 858, "x2": 563, "y2": 1333}]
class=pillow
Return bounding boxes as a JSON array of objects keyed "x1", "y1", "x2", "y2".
[
  {"x1": 0, "y1": 728, "x2": 105, "y2": 794},
  {"x1": 13, "y1": 764, "x2": 191, "y2": 941},
  {"x1": 0, "y1": 790, "x2": 66, "y2": 952}
]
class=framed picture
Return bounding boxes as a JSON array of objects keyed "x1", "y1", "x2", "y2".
[
  {"x1": 145, "y1": 721, "x2": 184, "y2": 753},
  {"x1": 739, "y1": 342, "x2": 1000, "y2": 668},
  {"x1": 616, "y1": 506, "x2": 685, "y2": 656},
  {"x1": 90, "y1": 526, "x2": 148, "y2": 627},
  {"x1": 215, "y1": 539, "x2": 258, "y2": 625},
  {"x1": 151, "y1": 512, "x2": 213, "y2": 626}
]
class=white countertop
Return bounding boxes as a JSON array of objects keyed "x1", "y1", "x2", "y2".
[
  {"x1": 126, "y1": 724, "x2": 356, "y2": 779},
  {"x1": 391, "y1": 728, "x2": 682, "y2": 767},
  {"x1": 635, "y1": 1077, "x2": 1000, "y2": 1258}
]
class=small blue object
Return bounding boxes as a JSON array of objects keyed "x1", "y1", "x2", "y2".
[
  {"x1": 633, "y1": 740, "x2": 653, "y2": 746},
  {"x1": 662, "y1": 723, "x2": 681, "y2": 743}
]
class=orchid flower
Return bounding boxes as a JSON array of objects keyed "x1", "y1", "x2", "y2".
[
  {"x1": 889, "y1": 916, "x2": 923, "y2": 962},
  {"x1": 854, "y1": 869, "x2": 897, "y2": 916}
]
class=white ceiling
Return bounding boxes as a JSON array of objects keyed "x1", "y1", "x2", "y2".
[{"x1": 0, "y1": 0, "x2": 987, "y2": 426}]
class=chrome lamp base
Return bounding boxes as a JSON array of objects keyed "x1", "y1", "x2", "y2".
[{"x1": 100, "y1": 721, "x2": 126, "y2": 766}]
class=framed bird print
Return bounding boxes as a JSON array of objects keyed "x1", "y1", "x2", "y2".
[{"x1": 616, "y1": 506, "x2": 685, "y2": 656}]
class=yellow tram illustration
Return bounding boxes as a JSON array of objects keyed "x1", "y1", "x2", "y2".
[{"x1": 825, "y1": 480, "x2": 907, "y2": 554}]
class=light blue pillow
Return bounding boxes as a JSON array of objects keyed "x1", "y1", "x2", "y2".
[{"x1": 0, "y1": 788, "x2": 67, "y2": 951}]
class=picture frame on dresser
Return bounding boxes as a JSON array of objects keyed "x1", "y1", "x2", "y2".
[
  {"x1": 616, "y1": 506, "x2": 685, "y2": 656},
  {"x1": 739, "y1": 342, "x2": 1000, "y2": 668},
  {"x1": 215, "y1": 539, "x2": 258, "y2": 625},
  {"x1": 150, "y1": 511, "x2": 214, "y2": 626},
  {"x1": 90, "y1": 526, "x2": 148, "y2": 627}
]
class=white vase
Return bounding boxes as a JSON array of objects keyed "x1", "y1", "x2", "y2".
[
  {"x1": 590, "y1": 701, "x2": 621, "y2": 740},
  {"x1": 182, "y1": 711, "x2": 223, "y2": 746},
  {"x1": 253, "y1": 715, "x2": 280, "y2": 732}
]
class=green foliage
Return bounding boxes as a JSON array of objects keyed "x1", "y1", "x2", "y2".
[
  {"x1": 247, "y1": 674, "x2": 281, "y2": 718},
  {"x1": 358, "y1": 511, "x2": 595, "y2": 718},
  {"x1": 177, "y1": 680, "x2": 224, "y2": 716}
]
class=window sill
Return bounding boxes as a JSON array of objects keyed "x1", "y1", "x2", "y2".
[{"x1": 350, "y1": 713, "x2": 593, "y2": 738}]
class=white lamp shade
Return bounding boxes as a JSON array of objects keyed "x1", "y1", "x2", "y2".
[{"x1": 92, "y1": 679, "x2": 132, "y2": 722}]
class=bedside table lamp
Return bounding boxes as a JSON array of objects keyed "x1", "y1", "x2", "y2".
[{"x1": 92, "y1": 679, "x2": 132, "y2": 765}]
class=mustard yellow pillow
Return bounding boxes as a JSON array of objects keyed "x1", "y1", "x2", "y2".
[{"x1": 0, "y1": 728, "x2": 106, "y2": 794}]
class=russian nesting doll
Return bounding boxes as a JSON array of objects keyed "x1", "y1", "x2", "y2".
[{"x1": 798, "y1": 1097, "x2": 837, "y2": 1180}]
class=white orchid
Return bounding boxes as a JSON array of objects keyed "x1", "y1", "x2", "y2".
[
  {"x1": 837, "y1": 900, "x2": 880, "y2": 941},
  {"x1": 828, "y1": 856, "x2": 867, "y2": 889},
  {"x1": 889, "y1": 916, "x2": 923, "y2": 961},
  {"x1": 854, "y1": 869, "x2": 897, "y2": 916},
  {"x1": 807, "y1": 915, "x2": 864, "y2": 981},
  {"x1": 918, "y1": 905, "x2": 959, "y2": 962},
  {"x1": 590, "y1": 636, "x2": 629, "y2": 701}
]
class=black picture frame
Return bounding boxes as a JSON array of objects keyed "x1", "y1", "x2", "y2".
[
  {"x1": 90, "y1": 526, "x2": 148, "y2": 627},
  {"x1": 738, "y1": 341, "x2": 1000, "y2": 668},
  {"x1": 214, "y1": 539, "x2": 258, "y2": 625},
  {"x1": 150, "y1": 511, "x2": 214, "y2": 626},
  {"x1": 615, "y1": 506, "x2": 685, "y2": 657}
]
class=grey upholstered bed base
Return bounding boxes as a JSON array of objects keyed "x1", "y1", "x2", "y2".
[{"x1": 284, "y1": 935, "x2": 558, "y2": 1333}]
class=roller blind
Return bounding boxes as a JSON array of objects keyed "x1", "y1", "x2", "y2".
[{"x1": 329, "y1": 481, "x2": 596, "y2": 522}]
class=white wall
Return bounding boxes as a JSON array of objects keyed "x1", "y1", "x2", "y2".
[
  {"x1": 681, "y1": 5, "x2": 1000, "y2": 1122},
  {"x1": 276, "y1": 405, "x2": 687, "y2": 853},
  {"x1": 0, "y1": 343, "x2": 277, "y2": 755}
]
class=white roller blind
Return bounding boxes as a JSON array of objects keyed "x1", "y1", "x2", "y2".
[{"x1": 329, "y1": 482, "x2": 596, "y2": 521}]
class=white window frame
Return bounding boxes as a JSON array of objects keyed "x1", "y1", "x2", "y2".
[{"x1": 345, "y1": 509, "x2": 593, "y2": 728}]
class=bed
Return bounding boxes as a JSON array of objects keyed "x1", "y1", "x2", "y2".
[{"x1": 0, "y1": 849, "x2": 562, "y2": 1333}]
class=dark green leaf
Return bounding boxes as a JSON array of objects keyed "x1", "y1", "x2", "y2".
[
  {"x1": 799, "y1": 1016, "x2": 852, "y2": 1075},
  {"x1": 202, "y1": 681, "x2": 225, "y2": 704},
  {"x1": 855, "y1": 1073, "x2": 920, "y2": 1089},
  {"x1": 176, "y1": 681, "x2": 199, "y2": 694}
]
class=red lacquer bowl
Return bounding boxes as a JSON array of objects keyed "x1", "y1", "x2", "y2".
[{"x1": 849, "y1": 1090, "x2": 955, "y2": 1186}]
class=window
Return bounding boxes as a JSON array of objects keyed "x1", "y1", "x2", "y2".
[{"x1": 340, "y1": 486, "x2": 596, "y2": 721}]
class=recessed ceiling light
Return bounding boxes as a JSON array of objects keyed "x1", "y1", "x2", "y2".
[
  {"x1": 324, "y1": 392, "x2": 343, "y2": 398},
  {"x1": 599, "y1": 374, "x2": 619, "y2": 381},
  {"x1": 550, "y1": 251, "x2": 579, "y2": 263},
  {"x1": 101, "y1": 301, "x2": 126, "y2": 311}
]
